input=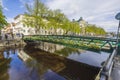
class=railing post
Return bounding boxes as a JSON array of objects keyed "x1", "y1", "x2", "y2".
[
  {"x1": 117, "y1": 43, "x2": 120, "y2": 55},
  {"x1": 96, "y1": 12, "x2": 120, "y2": 80},
  {"x1": 99, "y1": 48, "x2": 117, "y2": 80}
]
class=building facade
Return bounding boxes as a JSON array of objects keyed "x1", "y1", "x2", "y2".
[
  {"x1": 77, "y1": 17, "x2": 88, "y2": 35},
  {"x1": 14, "y1": 14, "x2": 36, "y2": 35},
  {"x1": 13, "y1": 14, "x2": 64, "y2": 35}
]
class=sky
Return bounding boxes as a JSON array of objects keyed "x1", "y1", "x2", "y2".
[{"x1": 1, "y1": 0, "x2": 120, "y2": 32}]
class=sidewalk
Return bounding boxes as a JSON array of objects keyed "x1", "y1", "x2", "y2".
[{"x1": 110, "y1": 56, "x2": 120, "y2": 80}]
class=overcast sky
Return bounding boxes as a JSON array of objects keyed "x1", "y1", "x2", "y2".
[{"x1": 1, "y1": 0, "x2": 120, "y2": 32}]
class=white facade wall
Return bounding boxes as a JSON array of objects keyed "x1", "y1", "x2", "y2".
[
  {"x1": 14, "y1": 14, "x2": 64, "y2": 35},
  {"x1": 14, "y1": 15, "x2": 36, "y2": 35}
]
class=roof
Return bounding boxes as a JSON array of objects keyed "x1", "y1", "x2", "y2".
[
  {"x1": 77, "y1": 17, "x2": 83, "y2": 22},
  {"x1": 14, "y1": 14, "x2": 24, "y2": 20}
]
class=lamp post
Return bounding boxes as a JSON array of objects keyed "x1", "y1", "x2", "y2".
[{"x1": 115, "y1": 12, "x2": 120, "y2": 53}]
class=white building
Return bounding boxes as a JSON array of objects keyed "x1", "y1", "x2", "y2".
[
  {"x1": 13, "y1": 14, "x2": 64, "y2": 35},
  {"x1": 78, "y1": 17, "x2": 88, "y2": 35},
  {"x1": 13, "y1": 14, "x2": 36, "y2": 35}
]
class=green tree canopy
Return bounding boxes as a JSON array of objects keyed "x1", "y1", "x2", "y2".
[
  {"x1": 85, "y1": 24, "x2": 106, "y2": 36},
  {"x1": 22, "y1": 0, "x2": 81, "y2": 35},
  {"x1": 22, "y1": 0, "x2": 106, "y2": 36},
  {"x1": 0, "y1": 5, "x2": 7, "y2": 30}
]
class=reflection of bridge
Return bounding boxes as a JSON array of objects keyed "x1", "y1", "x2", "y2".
[
  {"x1": 24, "y1": 35, "x2": 118, "y2": 50},
  {"x1": 24, "y1": 45, "x2": 100, "y2": 80}
]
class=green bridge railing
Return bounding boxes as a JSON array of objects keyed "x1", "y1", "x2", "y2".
[{"x1": 23, "y1": 35, "x2": 118, "y2": 50}]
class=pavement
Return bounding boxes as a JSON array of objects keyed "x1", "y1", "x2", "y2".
[{"x1": 110, "y1": 56, "x2": 120, "y2": 80}]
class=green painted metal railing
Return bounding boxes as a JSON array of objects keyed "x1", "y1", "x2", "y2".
[{"x1": 23, "y1": 35, "x2": 118, "y2": 50}]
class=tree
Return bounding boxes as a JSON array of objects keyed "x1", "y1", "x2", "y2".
[
  {"x1": 22, "y1": 0, "x2": 48, "y2": 34},
  {"x1": 61, "y1": 20, "x2": 81, "y2": 35},
  {"x1": 0, "y1": 5, "x2": 7, "y2": 35},
  {"x1": 23, "y1": 0, "x2": 81, "y2": 35},
  {"x1": 85, "y1": 24, "x2": 106, "y2": 36}
]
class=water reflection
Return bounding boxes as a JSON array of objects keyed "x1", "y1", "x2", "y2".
[
  {"x1": 32, "y1": 42, "x2": 110, "y2": 67},
  {"x1": 0, "y1": 48, "x2": 12, "y2": 80},
  {"x1": 0, "y1": 41, "x2": 110, "y2": 80},
  {"x1": 0, "y1": 47, "x2": 99, "y2": 80},
  {"x1": 24, "y1": 46, "x2": 100, "y2": 80}
]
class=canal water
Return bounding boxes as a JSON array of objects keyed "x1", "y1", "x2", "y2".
[{"x1": 0, "y1": 42, "x2": 110, "y2": 80}]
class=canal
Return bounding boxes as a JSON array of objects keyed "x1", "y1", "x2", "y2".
[{"x1": 0, "y1": 41, "x2": 111, "y2": 80}]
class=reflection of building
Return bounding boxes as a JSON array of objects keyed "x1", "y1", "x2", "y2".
[
  {"x1": 18, "y1": 50, "x2": 33, "y2": 62},
  {"x1": 19, "y1": 48, "x2": 66, "y2": 76},
  {"x1": 24, "y1": 45, "x2": 99, "y2": 80},
  {"x1": 36, "y1": 42, "x2": 65, "y2": 53}
]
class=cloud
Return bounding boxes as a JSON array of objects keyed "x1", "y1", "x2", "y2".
[
  {"x1": 45, "y1": 0, "x2": 120, "y2": 32},
  {"x1": 4, "y1": 7, "x2": 9, "y2": 11},
  {"x1": 1, "y1": 0, "x2": 9, "y2": 11},
  {"x1": 91, "y1": 21, "x2": 118, "y2": 32}
]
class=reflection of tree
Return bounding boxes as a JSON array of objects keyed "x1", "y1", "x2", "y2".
[
  {"x1": 55, "y1": 47, "x2": 80, "y2": 57},
  {"x1": 36, "y1": 42, "x2": 59, "y2": 53},
  {"x1": 23, "y1": 57, "x2": 45, "y2": 76},
  {"x1": 58, "y1": 59, "x2": 100, "y2": 80},
  {"x1": 24, "y1": 45, "x2": 100, "y2": 80},
  {"x1": 0, "y1": 53, "x2": 11, "y2": 80},
  {"x1": 0, "y1": 47, "x2": 19, "y2": 80},
  {"x1": 24, "y1": 45, "x2": 67, "y2": 73},
  {"x1": 24, "y1": 44, "x2": 82, "y2": 74}
]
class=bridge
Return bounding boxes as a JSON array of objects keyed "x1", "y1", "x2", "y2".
[
  {"x1": 24, "y1": 35, "x2": 120, "y2": 80},
  {"x1": 24, "y1": 35, "x2": 118, "y2": 50}
]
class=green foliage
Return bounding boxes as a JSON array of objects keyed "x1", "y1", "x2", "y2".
[
  {"x1": 0, "y1": 5, "x2": 7, "y2": 30},
  {"x1": 22, "y1": 0, "x2": 81, "y2": 34},
  {"x1": 22, "y1": 0, "x2": 47, "y2": 32},
  {"x1": 24, "y1": 35, "x2": 101, "y2": 50},
  {"x1": 22, "y1": 0, "x2": 105, "y2": 36},
  {"x1": 85, "y1": 25, "x2": 106, "y2": 36},
  {"x1": 60, "y1": 19, "x2": 81, "y2": 34}
]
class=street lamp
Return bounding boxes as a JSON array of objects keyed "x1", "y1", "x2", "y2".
[
  {"x1": 115, "y1": 12, "x2": 120, "y2": 45},
  {"x1": 115, "y1": 12, "x2": 120, "y2": 54},
  {"x1": 115, "y1": 12, "x2": 120, "y2": 20}
]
